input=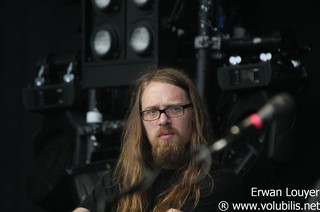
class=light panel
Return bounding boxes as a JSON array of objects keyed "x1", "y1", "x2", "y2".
[
  {"x1": 82, "y1": 0, "x2": 159, "y2": 88},
  {"x1": 90, "y1": 26, "x2": 118, "y2": 59},
  {"x1": 92, "y1": 0, "x2": 118, "y2": 13},
  {"x1": 133, "y1": 0, "x2": 153, "y2": 9},
  {"x1": 129, "y1": 25, "x2": 153, "y2": 55}
]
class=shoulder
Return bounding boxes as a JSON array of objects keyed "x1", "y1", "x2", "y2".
[
  {"x1": 211, "y1": 164, "x2": 247, "y2": 201},
  {"x1": 200, "y1": 164, "x2": 247, "y2": 201},
  {"x1": 191, "y1": 165, "x2": 247, "y2": 211},
  {"x1": 211, "y1": 164, "x2": 242, "y2": 185}
]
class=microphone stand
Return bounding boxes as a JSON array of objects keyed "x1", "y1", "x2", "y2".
[{"x1": 194, "y1": 92, "x2": 295, "y2": 182}]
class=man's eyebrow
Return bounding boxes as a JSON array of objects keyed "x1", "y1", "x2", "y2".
[
  {"x1": 143, "y1": 103, "x2": 184, "y2": 110},
  {"x1": 141, "y1": 105, "x2": 159, "y2": 110}
]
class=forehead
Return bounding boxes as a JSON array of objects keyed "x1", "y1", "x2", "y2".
[{"x1": 141, "y1": 81, "x2": 188, "y2": 106}]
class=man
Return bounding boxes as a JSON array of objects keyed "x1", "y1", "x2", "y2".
[{"x1": 74, "y1": 67, "x2": 245, "y2": 212}]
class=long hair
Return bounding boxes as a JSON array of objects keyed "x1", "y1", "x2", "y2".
[{"x1": 113, "y1": 67, "x2": 215, "y2": 211}]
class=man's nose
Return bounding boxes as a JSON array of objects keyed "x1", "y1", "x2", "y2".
[{"x1": 158, "y1": 112, "x2": 171, "y2": 125}]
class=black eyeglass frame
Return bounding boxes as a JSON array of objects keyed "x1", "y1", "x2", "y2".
[{"x1": 140, "y1": 103, "x2": 193, "y2": 121}]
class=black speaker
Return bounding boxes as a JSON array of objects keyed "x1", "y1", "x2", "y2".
[
  {"x1": 27, "y1": 109, "x2": 122, "y2": 211},
  {"x1": 27, "y1": 111, "x2": 86, "y2": 211}
]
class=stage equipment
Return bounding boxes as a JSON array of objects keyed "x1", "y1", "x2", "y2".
[
  {"x1": 23, "y1": 54, "x2": 123, "y2": 211},
  {"x1": 214, "y1": 90, "x2": 297, "y2": 182},
  {"x1": 210, "y1": 28, "x2": 309, "y2": 180},
  {"x1": 22, "y1": 54, "x2": 82, "y2": 112},
  {"x1": 194, "y1": 0, "x2": 213, "y2": 97},
  {"x1": 216, "y1": 38, "x2": 309, "y2": 92},
  {"x1": 27, "y1": 111, "x2": 86, "y2": 211},
  {"x1": 82, "y1": 0, "x2": 158, "y2": 88},
  {"x1": 66, "y1": 158, "x2": 116, "y2": 205},
  {"x1": 193, "y1": 91, "x2": 296, "y2": 182},
  {"x1": 82, "y1": 0, "x2": 199, "y2": 88},
  {"x1": 25, "y1": 103, "x2": 121, "y2": 211}
]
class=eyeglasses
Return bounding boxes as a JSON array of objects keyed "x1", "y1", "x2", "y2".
[{"x1": 140, "y1": 103, "x2": 192, "y2": 121}]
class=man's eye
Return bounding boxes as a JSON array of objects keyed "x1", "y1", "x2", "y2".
[
  {"x1": 168, "y1": 107, "x2": 181, "y2": 113},
  {"x1": 145, "y1": 110, "x2": 158, "y2": 115}
]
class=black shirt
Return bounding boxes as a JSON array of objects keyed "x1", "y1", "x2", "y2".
[{"x1": 79, "y1": 166, "x2": 246, "y2": 212}]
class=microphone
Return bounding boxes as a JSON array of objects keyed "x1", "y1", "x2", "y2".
[
  {"x1": 192, "y1": 92, "x2": 295, "y2": 183},
  {"x1": 194, "y1": 92, "x2": 295, "y2": 164},
  {"x1": 210, "y1": 92, "x2": 296, "y2": 153}
]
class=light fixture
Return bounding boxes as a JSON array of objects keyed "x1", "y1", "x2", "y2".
[
  {"x1": 229, "y1": 55, "x2": 242, "y2": 65},
  {"x1": 259, "y1": 52, "x2": 272, "y2": 62},
  {"x1": 129, "y1": 24, "x2": 153, "y2": 55},
  {"x1": 133, "y1": 0, "x2": 153, "y2": 9},
  {"x1": 82, "y1": 0, "x2": 159, "y2": 87},
  {"x1": 92, "y1": 0, "x2": 118, "y2": 13},
  {"x1": 90, "y1": 26, "x2": 118, "y2": 59}
]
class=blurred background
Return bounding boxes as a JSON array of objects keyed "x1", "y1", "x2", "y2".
[{"x1": 0, "y1": 0, "x2": 319, "y2": 211}]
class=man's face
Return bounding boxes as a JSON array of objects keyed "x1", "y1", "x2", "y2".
[{"x1": 141, "y1": 81, "x2": 193, "y2": 169}]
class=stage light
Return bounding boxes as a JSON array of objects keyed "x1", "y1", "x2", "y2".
[
  {"x1": 228, "y1": 55, "x2": 242, "y2": 65},
  {"x1": 259, "y1": 52, "x2": 272, "y2": 62},
  {"x1": 129, "y1": 24, "x2": 153, "y2": 55},
  {"x1": 92, "y1": 0, "x2": 118, "y2": 12},
  {"x1": 91, "y1": 26, "x2": 118, "y2": 59},
  {"x1": 83, "y1": 1, "x2": 193, "y2": 87},
  {"x1": 34, "y1": 65, "x2": 46, "y2": 86},
  {"x1": 133, "y1": 0, "x2": 153, "y2": 9},
  {"x1": 82, "y1": 0, "x2": 159, "y2": 88}
]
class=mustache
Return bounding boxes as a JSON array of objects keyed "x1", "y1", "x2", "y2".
[{"x1": 155, "y1": 126, "x2": 179, "y2": 137}]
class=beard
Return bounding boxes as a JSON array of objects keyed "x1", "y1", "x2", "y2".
[{"x1": 151, "y1": 126, "x2": 189, "y2": 169}]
